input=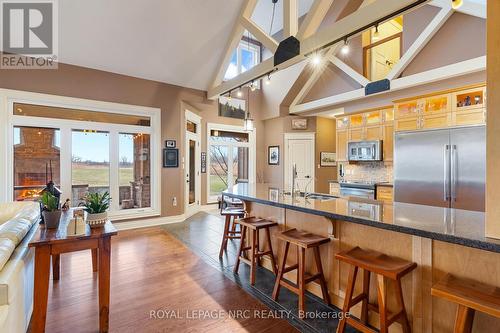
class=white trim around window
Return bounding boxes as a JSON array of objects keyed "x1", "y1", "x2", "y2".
[
  {"x1": 0, "y1": 88, "x2": 161, "y2": 220},
  {"x1": 206, "y1": 123, "x2": 256, "y2": 203}
]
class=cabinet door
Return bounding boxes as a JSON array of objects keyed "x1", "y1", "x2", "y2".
[
  {"x1": 336, "y1": 130, "x2": 348, "y2": 161},
  {"x1": 377, "y1": 186, "x2": 393, "y2": 202},
  {"x1": 383, "y1": 108, "x2": 394, "y2": 122},
  {"x1": 336, "y1": 116, "x2": 349, "y2": 129},
  {"x1": 395, "y1": 116, "x2": 419, "y2": 132},
  {"x1": 383, "y1": 124, "x2": 394, "y2": 161},
  {"x1": 421, "y1": 113, "x2": 451, "y2": 129},
  {"x1": 452, "y1": 86, "x2": 486, "y2": 112},
  {"x1": 365, "y1": 125, "x2": 383, "y2": 140},
  {"x1": 395, "y1": 100, "x2": 421, "y2": 119},
  {"x1": 365, "y1": 111, "x2": 382, "y2": 125},
  {"x1": 349, "y1": 114, "x2": 364, "y2": 128},
  {"x1": 349, "y1": 127, "x2": 364, "y2": 141},
  {"x1": 452, "y1": 109, "x2": 486, "y2": 126},
  {"x1": 422, "y1": 94, "x2": 450, "y2": 115}
]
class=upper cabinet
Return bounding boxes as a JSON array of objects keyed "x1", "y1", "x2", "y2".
[{"x1": 394, "y1": 86, "x2": 486, "y2": 132}]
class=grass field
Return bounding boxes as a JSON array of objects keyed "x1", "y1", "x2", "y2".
[{"x1": 72, "y1": 165, "x2": 133, "y2": 186}]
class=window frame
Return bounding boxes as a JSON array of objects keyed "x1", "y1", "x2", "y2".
[
  {"x1": 0, "y1": 89, "x2": 161, "y2": 220},
  {"x1": 206, "y1": 123, "x2": 256, "y2": 203},
  {"x1": 224, "y1": 37, "x2": 262, "y2": 82}
]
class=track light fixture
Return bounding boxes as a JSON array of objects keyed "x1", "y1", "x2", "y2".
[
  {"x1": 265, "y1": 73, "x2": 271, "y2": 85},
  {"x1": 373, "y1": 24, "x2": 380, "y2": 42},
  {"x1": 250, "y1": 81, "x2": 256, "y2": 92},
  {"x1": 311, "y1": 53, "x2": 321, "y2": 66},
  {"x1": 341, "y1": 38, "x2": 350, "y2": 55},
  {"x1": 228, "y1": 91, "x2": 232, "y2": 101},
  {"x1": 237, "y1": 87, "x2": 243, "y2": 97}
]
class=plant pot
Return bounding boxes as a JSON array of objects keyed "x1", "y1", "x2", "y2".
[
  {"x1": 86, "y1": 211, "x2": 108, "y2": 228},
  {"x1": 42, "y1": 210, "x2": 62, "y2": 229}
]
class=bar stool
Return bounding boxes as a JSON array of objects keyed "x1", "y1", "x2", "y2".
[
  {"x1": 272, "y1": 228, "x2": 331, "y2": 317},
  {"x1": 219, "y1": 205, "x2": 245, "y2": 258},
  {"x1": 234, "y1": 216, "x2": 278, "y2": 285},
  {"x1": 431, "y1": 274, "x2": 500, "y2": 333},
  {"x1": 335, "y1": 246, "x2": 417, "y2": 333}
]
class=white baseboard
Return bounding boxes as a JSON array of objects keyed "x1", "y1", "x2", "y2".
[{"x1": 114, "y1": 204, "x2": 219, "y2": 231}]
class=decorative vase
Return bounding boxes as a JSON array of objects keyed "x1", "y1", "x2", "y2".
[
  {"x1": 43, "y1": 210, "x2": 62, "y2": 229},
  {"x1": 86, "y1": 211, "x2": 108, "y2": 228}
]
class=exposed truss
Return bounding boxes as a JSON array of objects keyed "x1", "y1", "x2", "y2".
[
  {"x1": 208, "y1": 0, "x2": 426, "y2": 99},
  {"x1": 289, "y1": 0, "x2": 483, "y2": 114}
]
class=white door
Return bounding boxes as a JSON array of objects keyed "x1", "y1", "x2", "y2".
[
  {"x1": 185, "y1": 111, "x2": 201, "y2": 216},
  {"x1": 285, "y1": 135, "x2": 315, "y2": 193}
]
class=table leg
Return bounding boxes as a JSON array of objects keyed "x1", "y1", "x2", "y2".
[
  {"x1": 52, "y1": 254, "x2": 60, "y2": 280},
  {"x1": 98, "y1": 237, "x2": 111, "y2": 333},
  {"x1": 32, "y1": 246, "x2": 51, "y2": 333},
  {"x1": 92, "y1": 248, "x2": 98, "y2": 272}
]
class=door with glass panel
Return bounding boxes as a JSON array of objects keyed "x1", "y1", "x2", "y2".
[
  {"x1": 185, "y1": 114, "x2": 201, "y2": 216},
  {"x1": 208, "y1": 129, "x2": 250, "y2": 202}
]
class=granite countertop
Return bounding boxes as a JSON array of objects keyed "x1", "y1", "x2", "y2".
[{"x1": 223, "y1": 183, "x2": 500, "y2": 253}]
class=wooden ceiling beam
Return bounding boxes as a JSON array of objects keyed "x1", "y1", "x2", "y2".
[
  {"x1": 296, "y1": 0, "x2": 334, "y2": 40},
  {"x1": 283, "y1": 0, "x2": 299, "y2": 38},
  {"x1": 240, "y1": 16, "x2": 279, "y2": 53},
  {"x1": 208, "y1": 0, "x2": 428, "y2": 99}
]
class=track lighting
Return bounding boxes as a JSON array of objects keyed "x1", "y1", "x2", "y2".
[
  {"x1": 237, "y1": 88, "x2": 243, "y2": 97},
  {"x1": 228, "y1": 91, "x2": 232, "y2": 101},
  {"x1": 373, "y1": 24, "x2": 380, "y2": 42},
  {"x1": 250, "y1": 81, "x2": 256, "y2": 92},
  {"x1": 451, "y1": 0, "x2": 463, "y2": 9},
  {"x1": 341, "y1": 38, "x2": 350, "y2": 55},
  {"x1": 265, "y1": 73, "x2": 271, "y2": 85},
  {"x1": 311, "y1": 54, "x2": 322, "y2": 66}
]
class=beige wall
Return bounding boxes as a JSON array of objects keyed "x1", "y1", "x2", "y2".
[
  {"x1": 315, "y1": 117, "x2": 337, "y2": 193},
  {"x1": 0, "y1": 61, "x2": 264, "y2": 217}
]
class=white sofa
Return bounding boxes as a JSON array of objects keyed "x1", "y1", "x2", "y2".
[{"x1": 0, "y1": 202, "x2": 40, "y2": 333}]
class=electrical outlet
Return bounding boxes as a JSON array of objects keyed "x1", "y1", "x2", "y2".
[{"x1": 172, "y1": 197, "x2": 177, "y2": 206}]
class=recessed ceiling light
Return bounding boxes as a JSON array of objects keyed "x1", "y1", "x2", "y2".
[{"x1": 452, "y1": 0, "x2": 463, "y2": 9}]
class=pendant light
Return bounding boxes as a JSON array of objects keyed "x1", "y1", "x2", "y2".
[
  {"x1": 237, "y1": 87, "x2": 243, "y2": 97},
  {"x1": 341, "y1": 38, "x2": 350, "y2": 55},
  {"x1": 244, "y1": 87, "x2": 254, "y2": 132},
  {"x1": 451, "y1": 0, "x2": 463, "y2": 9}
]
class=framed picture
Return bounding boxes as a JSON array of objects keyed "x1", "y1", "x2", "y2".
[
  {"x1": 291, "y1": 118, "x2": 308, "y2": 130},
  {"x1": 201, "y1": 152, "x2": 206, "y2": 173},
  {"x1": 165, "y1": 140, "x2": 176, "y2": 148},
  {"x1": 163, "y1": 148, "x2": 179, "y2": 168},
  {"x1": 268, "y1": 188, "x2": 279, "y2": 202},
  {"x1": 320, "y1": 152, "x2": 337, "y2": 167},
  {"x1": 268, "y1": 146, "x2": 279, "y2": 165},
  {"x1": 218, "y1": 96, "x2": 246, "y2": 119}
]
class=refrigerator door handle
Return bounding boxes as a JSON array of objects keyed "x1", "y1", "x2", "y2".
[
  {"x1": 444, "y1": 145, "x2": 450, "y2": 202},
  {"x1": 451, "y1": 145, "x2": 457, "y2": 201}
]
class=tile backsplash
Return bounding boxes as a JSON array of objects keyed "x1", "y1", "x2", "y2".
[{"x1": 339, "y1": 162, "x2": 393, "y2": 183}]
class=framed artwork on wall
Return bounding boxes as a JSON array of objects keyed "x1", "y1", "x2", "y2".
[
  {"x1": 163, "y1": 148, "x2": 179, "y2": 168},
  {"x1": 165, "y1": 140, "x2": 176, "y2": 148},
  {"x1": 320, "y1": 152, "x2": 337, "y2": 167},
  {"x1": 201, "y1": 152, "x2": 206, "y2": 173},
  {"x1": 268, "y1": 146, "x2": 279, "y2": 165},
  {"x1": 218, "y1": 96, "x2": 246, "y2": 119},
  {"x1": 291, "y1": 118, "x2": 308, "y2": 130}
]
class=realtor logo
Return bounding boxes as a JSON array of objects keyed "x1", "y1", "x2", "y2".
[{"x1": 1, "y1": 0, "x2": 58, "y2": 69}]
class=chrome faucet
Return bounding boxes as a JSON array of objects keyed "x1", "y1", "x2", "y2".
[
  {"x1": 303, "y1": 175, "x2": 313, "y2": 199},
  {"x1": 291, "y1": 163, "x2": 298, "y2": 199}
]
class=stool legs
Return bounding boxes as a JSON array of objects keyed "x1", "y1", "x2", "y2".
[
  {"x1": 272, "y1": 241, "x2": 290, "y2": 300},
  {"x1": 250, "y1": 229, "x2": 258, "y2": 285},
  {"x1": 313, "y1": 247, "x2": 331, "y2": 305},
  {"x1": 219, "y1": 215, "x2": 231, "y2": 258},
  {"x1": 265, "y1": 228, "x2": 278, "y2": 274},
  {"x1": 233, "y1": 225, "x2": 247, "y2": 273},
  {"x1": 360, "y1": 269, "x2": 370, "y2": 324},
  {"x1": 454, "y1": 305, "x2": 475, "y2": 333},
  {"x1": 395, "y1": 279, "x2": 411, "y2": 333},
  {"x1": 337, "y1": 265, "x2": 358, "y2": 333},
  {"x1": 376, "y1": 274, "x2": 388, "y2": 333}
]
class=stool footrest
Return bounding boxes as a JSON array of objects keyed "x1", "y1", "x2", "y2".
[
  {"x1": 279, "y1": 280, "x2": 300, "y2": 294},
  {"x1": 349, "y1": 293, "x2": 368, "y2": 308},
  {"x1": 283, "y1": 264, "x2": 299, "y2": 274},
  {"x1": 305, "y1": 273, "x2": 321, "y2": 284},
  {"x1": 345, "y1": 318, "x2": 378, "y2": 333}
]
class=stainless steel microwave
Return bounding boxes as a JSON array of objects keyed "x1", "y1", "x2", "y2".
[{"x1": 348, "y1": 140, "x2": 382, "y2": 162}]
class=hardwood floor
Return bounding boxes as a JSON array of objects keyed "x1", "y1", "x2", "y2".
[{"x1": 29, "y1": 226, "x2": 297, "y2": 333}]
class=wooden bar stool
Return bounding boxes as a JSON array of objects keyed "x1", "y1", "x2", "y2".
[
  {"x1": 272, "y1": 228, "x2": 331, "y2": 317},
  {"x1": 431, "y1": 274, "x2": 500, "y2": 333},
  {"x1": 219, "y1": 206, "x2": 245, "y2": 258},
  {"x1": 336, "y1": 246, "x2": 417, "y2": 333},
  {"x1": 234, "y1": 216, "x2": 278, "y2": 285}
]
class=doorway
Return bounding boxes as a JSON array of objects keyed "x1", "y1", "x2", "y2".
[
  {"x1": 284, "y1": 133, "x2": 315, "y2": 194},
  {"x1": 185, "y1": 110, "x2": 201, "y2": 216}
]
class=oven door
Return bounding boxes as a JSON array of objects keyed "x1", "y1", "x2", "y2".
[{"x1": 340, "y1": 187, "x2": 375, "y2": 199}]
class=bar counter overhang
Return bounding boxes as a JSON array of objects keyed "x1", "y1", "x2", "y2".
[{"x1": 222, "y1": 183, "x2": 500, "y2": 332}]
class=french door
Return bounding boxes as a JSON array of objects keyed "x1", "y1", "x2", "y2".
[{"x1": 185, "y1": 110, "x2": 201, "y2": 216}]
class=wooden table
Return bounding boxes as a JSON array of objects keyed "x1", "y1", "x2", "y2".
[{"x1": 29, "y1": 211, "x2": 117, "y2": 333}]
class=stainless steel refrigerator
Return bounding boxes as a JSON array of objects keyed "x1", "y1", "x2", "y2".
[{"x1": 394, "y1": 126, "x2": 485, "y2": 212}]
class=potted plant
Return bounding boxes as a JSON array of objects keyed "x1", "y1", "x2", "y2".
[
  {"x1": 40, "y1": 192, "x2": 61, "y2": 229},
  {"x1": 81, "y1": 191, "x2": 111, "y2": 227}
]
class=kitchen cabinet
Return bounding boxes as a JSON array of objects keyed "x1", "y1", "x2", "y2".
[
  {"x1": 336, "y1": 129, "x2": 348, "y2": 162},
  {"x1": 383, "y1": 124, "x2": 394, "y2": 161},
  {"x1": 383, "y1": 108, "x2": 394, "y2": 122},
  {"x1": 422, "y1": 94, "x2": 451, "y2": 115},
  {"x1": 349, "y1": 114, "x2": 364, "y2": 128},
  {"x1": 451, "y1": 86, "x2": 486, "y2": 126},
  {"x1": 376, "y1": 186, "x2": 393, "y2": 202},
  {"x1": 349, "y1": 127, "x2": 364, "y2": 141},
  {"x1": 395, "y1": 116, "x2": 419, "y2": 131},
  {"x1": 421, "y1": 112, "x2": 452, "y2": 129},
  {"x1": 336, "y1": 116, "x2": 349, "y2": 129},
  {"x1": 365, "y1": 111, "x2": 382, "y2": 125},
  {"x1": 453, "y1": 108, "x2": 486, "y2": 126},
  {"x1": 394, "y1": 100, "x2": 421, "y2": 119},
  {"x1": 365, "y1": 125, "x2": 383, "y2": 140}
]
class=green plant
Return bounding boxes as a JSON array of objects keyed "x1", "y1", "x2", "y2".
[
  {"x1": 82, "y1": 191, "x2": 111, "y2": 214},
  {"x1": 40, "y1": 192, "x2": 59, "y2": 212}
]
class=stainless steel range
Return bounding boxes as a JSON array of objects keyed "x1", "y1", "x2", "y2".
[{"x1": 339, "y1": 181, "x2": 377, "y2": 199}]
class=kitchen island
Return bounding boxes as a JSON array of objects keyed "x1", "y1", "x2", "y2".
[{"x1": 223, "y1": 183, "x2": 500, "y2": 332}]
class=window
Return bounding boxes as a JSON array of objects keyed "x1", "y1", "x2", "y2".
[
  {"x1": 8, "y1": 94, "x2": 160, "y2": 220},
  {"x1": 207, "y1": 124, "x2": 256, "y2": 202},
  {"x1": 224, "y1": 38, "x2": 261, "y2": 81}
]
